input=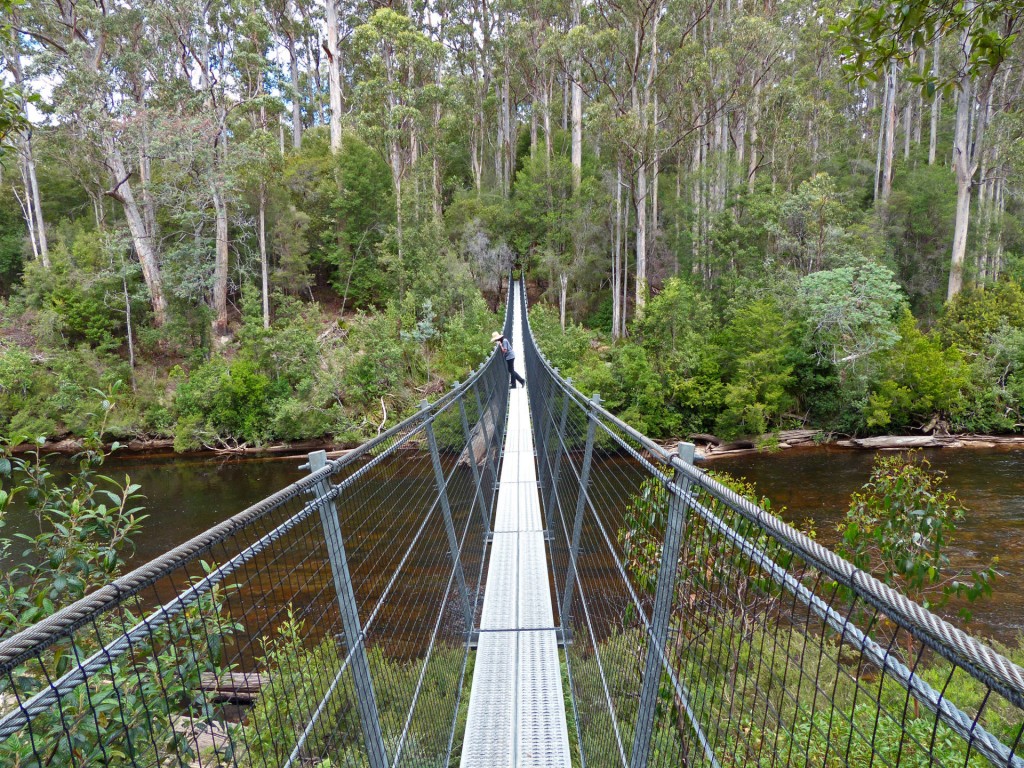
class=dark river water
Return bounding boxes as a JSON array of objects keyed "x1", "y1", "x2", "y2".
[
  {"x1": 711, "y1": 446, "x2": 1024, "y2": 645},
  {"x1": 6, "y1": 445, "x2": 1023, "y2": 646}
]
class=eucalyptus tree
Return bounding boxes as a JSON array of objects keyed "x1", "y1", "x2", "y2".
[
  {"x1": 351, "y1": 8, "x2": 441, "y2": 266},
  {"x1": 268, "y1": 0, "x2": 319, "y2": 150},
  {"x1": 1, "y1": 23, "x2": 48, "y2": 268},
  {"x1": 838, "y1": 0, "x2": 1022, "y2": 300},
  {"x1": 14, "y1": 0, "x2": 171, "y2": 325},
  {"x1": 0, "y1": 0, "x2": 28, "y2": 154}
]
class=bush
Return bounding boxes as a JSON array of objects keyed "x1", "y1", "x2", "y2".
[
  {"x1": 938, "y1": 281, "x2": 1024, "y2": 354},
  {"x1": 837, "y1": 451, "x2": 997, "y2": 616},
  {"x1": 173, "y1": 357, "x2": 286, "y2": 449},
  {"x1": 864, "y1": 311, "x2": 970, "y2": 430}
]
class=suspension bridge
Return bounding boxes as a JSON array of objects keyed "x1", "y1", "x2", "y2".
[{"x1": 2, "y1": 279, "x2": 1024, "y2": 767}]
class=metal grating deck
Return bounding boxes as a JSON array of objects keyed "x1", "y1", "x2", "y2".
[{"x1": 460, "y1": 290, "x2": 572, "y2": 768}]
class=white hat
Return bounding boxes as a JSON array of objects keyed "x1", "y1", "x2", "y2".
[{"x1": 490, "y1": 331, "x2": 503, "y2": 343}]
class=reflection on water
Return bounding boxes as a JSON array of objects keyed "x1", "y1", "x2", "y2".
[
  {"x1": 711, "y1": 446, "x2": 1024, "y2": 645},
  {"x1": 6, "y1": 445, "x2": 1022, "y2": 647},
  {"x1": 2, "y1": 452, "x2": 306, "y2": 567}
]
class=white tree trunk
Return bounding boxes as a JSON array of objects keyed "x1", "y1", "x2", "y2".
[
  {"x1": 635, "y1": 162, "x2": 648, "y2": 312},
  {"x1": 570, "y1": 1, "x2": 582, "y2": 193},
  {"x1": 260, "y1": 186, "x2": 270, "y2": 329},
  {"x1": 25, "y1": 135, "x2": 49, "y2": 267},
  {"x1": 288, "y1": 32, "x2": 303, "y2": 149},
  {"x1": 947, "y1": 72, "x2": 974, "y2": 300},
  {"x1": 212, "y1": 185, "x2": 230, "y2": 337},
  {"x1": 559, "y1": 273, "x2": 568, "y2": 331},
  {"x1": 104, "y1": 139, "x2": 168, "y2": 326},
  {"x1": 929, "y1": 34, "x2": 941, "y2": 166},
  {"x1": 326, "y1": 0, "x2": 343, "y2": 154},
  {"x1": 748, "y1": 80, "x2": 761, "y2": 191},
  {"x1": 881, "y1": 63, "x2": 897, "y2": 201},
  {"x1": 612, "y1": 163, "x2": 622, "y2": 340}
]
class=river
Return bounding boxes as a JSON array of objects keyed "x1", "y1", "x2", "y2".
[
  {"x1": 5, "y1": 445, "x2": 1022, "y2": 646},
  {"x1": 712, "y1": 446, "x2": 1024, "y2": 645}
]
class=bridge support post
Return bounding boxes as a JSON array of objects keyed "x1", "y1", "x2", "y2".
[
  {"x1": 455, "y1": 382, "x2": 492, "y2": 537},
  {"x1": 559, "y1": 392, "x2": 599, "y2": 644},
  {"x1": 544, "y1": 379, "x2": 572, "y2": 537},
  {"x1": 629, "y1": 442, "x2": 697, "y2": 768},
  {"x1": 421, "y1": 401, "x2": 476, "y2": 635},
  {"x1": 307, "y1": 450, "x2": 389, "y2": 768}
]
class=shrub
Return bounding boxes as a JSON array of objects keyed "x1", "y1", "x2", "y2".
[{"x1": 837, "y1": 451, "x2": 997, "y2": 616}]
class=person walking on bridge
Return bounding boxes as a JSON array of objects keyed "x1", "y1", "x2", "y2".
[{"x1": 492, "y1": 331, "x2": 526, "y2": 389}]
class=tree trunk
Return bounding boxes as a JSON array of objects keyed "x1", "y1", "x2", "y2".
[
  {"x1": 612, "y1": 163, "x2": 622, "y2": 340},
  {"x1": 947, "y1": 24, "x2": 975, "y2": 301},
  {"x1": 929, "y1": 35, "x2": 941, "y2": 166},
  {"x1": 25, "y1": 134, "x2": 49, "y2": 268},
  {"x1": 122, "y1": 267, "x2": 137, "y2": 392},
  {"x1": 288, "y1": 32, "x2": 303, "y2": 149},
  {"x1": 748, "y1": 80, "x2": 761, "y2": 191},
  {"x1": 559, "y1": 272, "x2": 568, "y2": 331},
  {"x1": 635, "y1": 163, "x2": 647, "y2": 312},
  {"x1": 874, "y1": 77, "x2": 887, "y2": 201},
  {"x1": 104, "y1": 139, "x2": 168, "y2": 326},
  {"x1": 543, "y1": 80, "x2": 553, "y2": 168},
  {"x1": 326, "y1": 0, "x2": 343, "y2": 153},
  {"x1": 915, "y1": 48, "x2": 925, "y2": 146},
  {"x1": 260, "y1": 185, "x2": 270, "y2": 329},
  {"x1": 212, "y1": 185, "x2": 230, "y2": 338},
  {"x1": 881, "y1": 63, "x2": 897, "y2": 201},
  {"x1": 570, "y1": 1, "x2": 582, "y2": 193}
]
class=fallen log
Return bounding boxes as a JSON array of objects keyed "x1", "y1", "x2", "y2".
[
  {"x1": 199, "y1": 671, "x2": 269, "y2": 704},
  {"x1": 776, "y1": 429, "x2": 821, "y2": 444},
  {"x1": 688, "y1": 433, "x2": 722, "y2": 446},
  {"x1": 851, "y1": 436, "x2": 943, "y2": 449}
]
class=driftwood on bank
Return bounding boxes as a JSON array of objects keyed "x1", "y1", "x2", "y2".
[{"x1": 851, "y1": 436, "x2": 946, "y2": 449}]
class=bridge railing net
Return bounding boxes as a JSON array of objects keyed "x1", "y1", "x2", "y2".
[
  {"x1": 520, "y1": 279, "x2": 1024, "y2": 768},
  {"x1": 0, "y1": 288, "x2": 512, "y2": 768}
]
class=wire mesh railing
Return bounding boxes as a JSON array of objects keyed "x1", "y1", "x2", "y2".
[
  {"x1": 0, "y1": 292, "x2": 513, "y2": 768},
  {"x1": 520, "y1": 278, "x2": 1024, "y2": 768}
]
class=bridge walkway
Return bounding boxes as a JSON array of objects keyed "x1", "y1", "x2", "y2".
[{"x1": 459, "y1": 287, "x2": 571, "y2": 768}]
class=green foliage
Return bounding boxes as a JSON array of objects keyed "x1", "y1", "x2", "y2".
[
  {"x1": 837, "y1": 451, "x2": 998, "y2": 615},
  {"x1": 798, "y1": 260, "x2": 905, "y2": 371},
  {"x1": 242, "y1": 607, "x2": 472, "y2": 767},
  {"x1": 0, "y1": 391, "x2": 239, "y2": 767},
  {"x1": 173, "y1": 357, "x2": 285, "y2": 450},
  {"x1": 343, "y1": 309, "x2": 408, "y2": 409},
  {"x1": 937, "y1": 282, "x2": 1024, "y2": 354},
  {"x1": 865, "y1": 311, "x2": 969, "y2": 429},
  {"x1": 716, "y1": 300, "x2": 798, "y2": 438}
]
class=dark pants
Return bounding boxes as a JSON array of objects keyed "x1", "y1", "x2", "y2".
[{"x1": 506, "y1": 359, "x2": 525, "y2": 388}]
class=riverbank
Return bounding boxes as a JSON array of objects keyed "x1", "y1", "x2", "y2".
[
  {"x1": 15, "y1": 426, "x2": 1024, "y2": 467},
  {"x1": 687, "y1": 429, "x2": 1024, "y2": 461},
  {"x1": 7, "y1": 435, "x2": 361, "y2": 462}
]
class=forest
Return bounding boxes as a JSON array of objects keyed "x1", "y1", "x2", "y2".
[{"x1": 0, "y1": 0, "x2": 1022, "y2": 449}]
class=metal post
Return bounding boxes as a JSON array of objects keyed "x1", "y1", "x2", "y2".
[
  {"x1": 559, "y1": 392, "x2": 600, "y2": 644},
  {"x1": 536, "y1": 368, "x2": 559, "y2": 494},
  {"x1": 544, "y1": 379, "x2": 573, "y2": 535},
  {"x1": 455, "y1": 383, "x2": 492, "y2": 537},
  {"x1": 629, "y1": 443, "x2": 697, "y2": 768},
  {"x1": 420, "y1": 401, "x2": 476, "y2": 633},
  {"x1": 307, "y1": 450, "x2": 388, "y2": 768}
]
